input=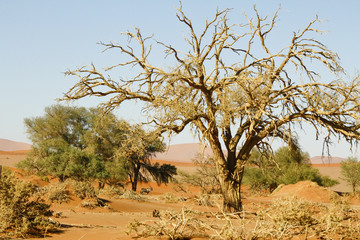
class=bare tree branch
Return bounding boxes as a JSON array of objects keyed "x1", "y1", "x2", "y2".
[{"x1": 61, "y1": 4, "x2": 360, "y2": 212}]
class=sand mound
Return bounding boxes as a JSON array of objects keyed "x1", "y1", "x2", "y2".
[{"x1": 271, "y1": 181, "x2": 335, "y2": 203}]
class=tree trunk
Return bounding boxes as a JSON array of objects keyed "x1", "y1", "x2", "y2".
[
  {"x1": 131, "y1": 164, "x2": 141, "y2": 192},
  {"x1": 131, "y1": 178, "x2": 137, "y2": 192},
  {"x1": 208, "y1": 138, "x2": 247, "y2": 213},
  {"x1": 98, "y1": 181, "x2": 105, "y2": 189},
  {"x1": 218, "y1": 170, "x2": 243, "y2": 212},
  {"x1": 216, "y1": 156, "x2": 245, "y2": 213},
  {"x1": 59, "y1": 175, "x2": 65, "y2": 182},
  {"x1": 0, "y1": 165, "x2": 2, "y2": 179}
]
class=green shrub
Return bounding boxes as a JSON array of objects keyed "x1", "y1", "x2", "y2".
[
  {"x1": 0, "y1": 170, "x2": 54, "y2": 236},
  {"x1": 244, "y1": 147, "x2": 339, "y2": 192},
  {"x1": 341, "y1": 156, "x2": 360, "y2": 192}
]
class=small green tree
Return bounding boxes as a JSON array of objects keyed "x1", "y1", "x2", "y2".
[
  {"x1": 244, "y1": 146, "x2": 338, "y2": 192},
  {"x1": 18, "y1": 105, "x2": 108, "y2": 182},
  {"x1": 19, "y1": 104, "x2": 176, "y2": 190},
  {"x1": 116, "y1": 125, "x2": 177, "y2": 191},
  {"x1": 341, "y1": 157, "x2": 360, "y2": 193},
  {"x1": 83, "y1": 112, "x2": 131, "y2": 187}
]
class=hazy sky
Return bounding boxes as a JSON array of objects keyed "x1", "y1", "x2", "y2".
[{"x1": 1, "y1": 0, "x2": 360, "y2": 157}]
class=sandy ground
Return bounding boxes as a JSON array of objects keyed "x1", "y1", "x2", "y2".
[
  {"x1": 42, "y1": 199, "x2": 214, "y2": 240},
  {"x1": 0, "y1": 150, "x2": 29, "y2": 168},
  {"x1": 1, "y1": 151, "x2": 357, "y2": 240}
]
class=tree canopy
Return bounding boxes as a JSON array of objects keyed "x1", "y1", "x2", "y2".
[
  {"x1": 61, "y1": 5, "x2": 360, "y2": 211},
  {"x1": 20, "y1": 105, "x2": 107, "y2": 182},
  {"x1": 19, "y1": 105, "x2": 175, "y2": 190},
  {"x1": 341, "y1": 157, "x2": 360, "y2": 193}
]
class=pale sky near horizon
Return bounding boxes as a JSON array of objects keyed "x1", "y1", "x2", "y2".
[{"x1": 1, "y1": 0, "x2": 360, "y2": 158}]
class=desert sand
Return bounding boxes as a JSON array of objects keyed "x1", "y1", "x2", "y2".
[{"x1": 0, "y1": 149, "x2": 357, "y2": 240}]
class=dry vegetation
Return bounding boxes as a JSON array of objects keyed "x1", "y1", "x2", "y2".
[
  {"x1": 2, "y1": 152, "x2": 360, "y2": 239},
  {"x1": 128, "y1": 196, "x2": 360, "y2": 240},
  {"x1": 0, "y1": 169, "x2": 55, "y2": 238},
  {"x1": 2, "y1": 165, "x2": 360, "y2": 239}
]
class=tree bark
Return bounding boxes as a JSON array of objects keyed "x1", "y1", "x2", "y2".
[
  {"x1": 208, "y1": 139, "x2": 245, "y2": 213},
  {"x1": 213, "y1": 149, "x2": 246, "y2": 213},
  {"x1": 220, "y1": 176, "x2": 242, "y2": 212},
  {"x1": 131, "y1": 164, "x2": 141, "y2": 191},
  {"x1": 218, "y1": 166, "x2": 244, "y2": 213},
  {"x1": 98, "y1": 181, "x2": 105, "y2": 189}
]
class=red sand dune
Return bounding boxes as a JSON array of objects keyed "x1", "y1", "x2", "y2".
[
  {"x1": 311, "y1": 163, "x2": 341, "y2": 167},
  {"x1": 310, "y1": 156, "x2": 346, "y2": 164},
  {"x1": 0, "y1": 138, "x2": 31, "y2": 151},
  {"x1": 151, "y1": 159, "x2": 195, "y2": 167},
  {"x1": 153, "y1": 143, "x2": 213, "y2": 163}
]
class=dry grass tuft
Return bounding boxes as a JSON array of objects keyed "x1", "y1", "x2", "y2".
[{"x1": 126, "y1": 208, "x2": 209, "y2": 239}]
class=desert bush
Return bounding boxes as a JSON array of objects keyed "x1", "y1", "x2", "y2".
[
  {"x1": 0, "y1": 170, "x2": 54, "y2": 236},
  {"x1": 71, "y1": 180, "x2": 97, "y2": 199},
  {"x1": 327, "y1": 194, "x2": 351, "y2": 222},
  {"x1": 80, "y1": 198, "x2": 106, "y2": 209},
  {"x1": 159, "y1": 193, "x2": 186, "y2": 203},
  {"x1": 195, "y1": 193, "x2": 220, "y2": 207},
  {"x1": 210, "y1": 209, "x2": 261, "y2": 240},
  {"x1": 126, "y1": 208, "x2": 209, "y2": 239},
  {"x1": 47, "y1": 183, "x2": 70, "y2": 203},
  {"x1": 121, "y1": 190, "x2": 146, "y2": 201},
  {"x1": 41, "y1": 175, "x2": 50, "y2": 182},
  {"x1": 100, "y1": 185, "x2": 124, "y2": 198},
  {"x1": 262, "y1": 197, "x2": 319, "y2": 230},
  {"x1": 317, "y1": 195, "x2": 360, "y2": 239},
  {"x1": 255, "y1": 196, "x2": 360, "y2": 239}
]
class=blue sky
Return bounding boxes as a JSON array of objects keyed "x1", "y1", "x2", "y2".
[{"x1": 1, "y1": 0, "x2": 360, "y2": 157}]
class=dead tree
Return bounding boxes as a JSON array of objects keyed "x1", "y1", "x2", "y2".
[{"x1": 61, "y1": 4, "x2": 360, "y2": 212}]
